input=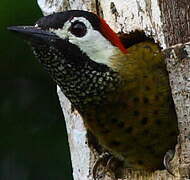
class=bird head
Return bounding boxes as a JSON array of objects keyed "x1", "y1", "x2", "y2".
[
  {"x1": 8, "y1": 10, "x2": 127, "y2": 68},
  {"x1": 8, "y1": 10, "x2": 126, "y2": 109}
]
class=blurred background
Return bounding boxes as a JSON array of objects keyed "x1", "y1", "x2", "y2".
[{"x1": 0, "y1": 1, "x2": 72, "y2": 180}]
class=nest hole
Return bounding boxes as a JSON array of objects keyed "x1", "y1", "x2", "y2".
[{"x1": 118, "y1": 30, "x2": 157, "y2": 49}]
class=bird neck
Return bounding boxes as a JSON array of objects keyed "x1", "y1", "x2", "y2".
[
  {"x1": 57, "y1": 62, "x2": 122, "y2": 111},
  {"x1": 108, "y1": 50, "x2": 128, "y2": 73},
  {"x1": 32, "y1": 45, "x2": 122, "y2": 111}
]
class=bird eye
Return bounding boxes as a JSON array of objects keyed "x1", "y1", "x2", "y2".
[{"x1": 69, "y1": 21, "x2": 87, "y2": 37}]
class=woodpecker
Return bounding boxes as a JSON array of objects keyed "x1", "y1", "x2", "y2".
[{"x1": 8, "y1": 10, "x2": 178, "y2": 172}]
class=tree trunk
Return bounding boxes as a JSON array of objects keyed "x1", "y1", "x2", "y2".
[{"x1": 37, "y1": 0, "x2": 190, "y2": 179}]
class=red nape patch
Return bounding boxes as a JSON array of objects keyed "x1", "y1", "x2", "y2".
[{"x1": 99, "y1": 18, "x2": 128, "y2": 54}]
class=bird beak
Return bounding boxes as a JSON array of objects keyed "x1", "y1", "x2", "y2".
[{"x1": 7, "y1": 26, "x2": 60, "y2": 44}]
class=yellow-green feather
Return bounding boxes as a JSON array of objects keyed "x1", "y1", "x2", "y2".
[{"x1": 83, "y1": 41, "x2": 178, "y2": 170}]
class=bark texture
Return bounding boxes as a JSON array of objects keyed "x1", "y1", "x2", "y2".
[
  {"x1": 164, "y1": 42, "x2": 190, "y2": 179},
  {"x1": 37, "y1": 0, "x2": 190, "y2": 179},
  {"x1": 158, "y1": 0, "x2": 190, "y2": 46}
]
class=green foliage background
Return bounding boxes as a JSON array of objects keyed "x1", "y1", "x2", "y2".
[{"x1": 0, "y1": 1, "x2": 72, "y2": 180}]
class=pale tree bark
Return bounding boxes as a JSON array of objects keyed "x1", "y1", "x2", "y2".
[{"x1": 37, "y1": 0, "x2": 190, "y2": 179}]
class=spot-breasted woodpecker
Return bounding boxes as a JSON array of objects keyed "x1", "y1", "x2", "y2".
[{"x1": 8, "y1": 10, "x2": 178, "y2": 171}]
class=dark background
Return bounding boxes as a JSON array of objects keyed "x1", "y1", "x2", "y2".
[{"x1": 0, "y1": 1, "x2": 72, "y2": 180}]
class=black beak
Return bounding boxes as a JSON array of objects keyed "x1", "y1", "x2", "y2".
[{"x1": 7, "y1": 26, "x2": 60, "y2": 44}]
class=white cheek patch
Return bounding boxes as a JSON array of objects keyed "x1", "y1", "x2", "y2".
[
  {"x1": 50, "y1": 17, "x2": 119, "y2": 67},
  {"x1": 69, "y1": 29, "x2": 118, "y2": 66}
]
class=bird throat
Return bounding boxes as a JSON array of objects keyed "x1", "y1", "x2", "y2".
[{"x1": 32, "y1": 45, "x2": 122, "y2": 111}]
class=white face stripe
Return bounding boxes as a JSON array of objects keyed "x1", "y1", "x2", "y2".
[{"x1": 49, "y1": 16, "x2": 119, "y2": 67}]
